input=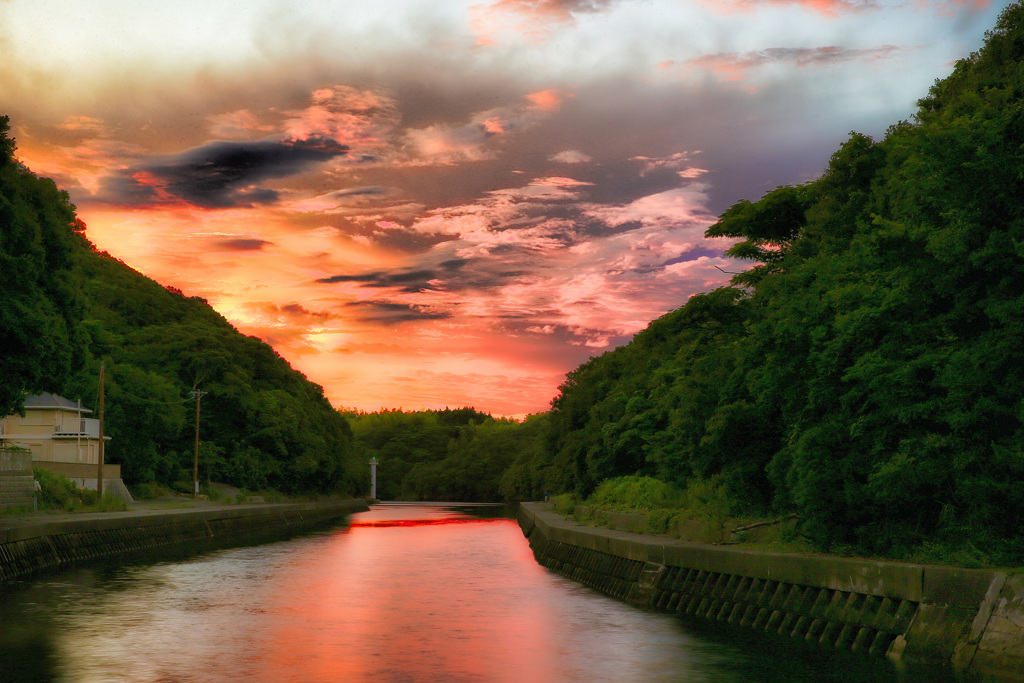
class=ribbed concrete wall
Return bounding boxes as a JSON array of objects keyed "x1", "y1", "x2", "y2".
[
  {"x1": 518, "y1": 502, "x2": 1024, "y2": 681},
  {"x1": 0, "y1": 500, "x2": 368, "y2": 584}
]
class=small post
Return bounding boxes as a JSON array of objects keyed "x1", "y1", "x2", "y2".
[
  {"x1": 370, "y1": 457, "x2": 378, "y2": 500},
  {"x1": 97, "y1": 361, "x2": 105, "y2": 498},
  {"x1": 190, "y1": 389, "x2": 207, "y2": 499}
]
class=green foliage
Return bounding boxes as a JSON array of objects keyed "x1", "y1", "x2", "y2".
[
  {"x1": 550, "y1": 492, "x2": 577, "y2": 516},
  {"x1": 0, "y1": 116, "x2": 86, "y2": 416},
  {"x1": 543, "y1": 4, "x2": 1024, "y2": 565},
  {"x1": 33, "y1": 468, "x2": 127, "y2": 512},
  {"x1": 346, "y1": 408, "x2": 552, "y2": 502},
  {"x1": 587, "y1": 476, "x2": 674, "y2": 512},
  {"x1": 128, "y1": 482, "x2": 165, "y2": 501},
  {"x1": 65, "y1": 234, "x2": 361, "y2": 495}
]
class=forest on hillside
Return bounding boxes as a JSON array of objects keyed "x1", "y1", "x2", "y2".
[
  {"x1": 0, "y1": 117, "x2": 361, "y2": 496},
  {"x1": 536, "y1": 3, "x2": 1024, "y2": 564}
]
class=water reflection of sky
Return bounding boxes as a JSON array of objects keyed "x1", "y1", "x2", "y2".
[
  {"x1": 0, "y1": 505, "x2": 942, "y2": 682},
  {"x1": 1, "y1": 505, "x2": 719, "y2": 682}
]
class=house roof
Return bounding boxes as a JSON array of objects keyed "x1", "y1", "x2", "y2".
[{"x1": 23, "y1": 393, "x2": 92, "y2": 413}]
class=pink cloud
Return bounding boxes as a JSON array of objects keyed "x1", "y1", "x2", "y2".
[
  {"x1": 697, "y1": 0, "x2": 877, "y2": 17},
  {"x1": 525, "y1": 89, "x2": 569, "y2": 111},
  {"x1": 206, "y1": 109, "x2": 275, "y2": 139},
  {"x1": 282, "y1": 86, "x2": 399, "y2": 149},
  {"x1": 670, "y1": 44, "x2": 908, "y2": 82},
  {"x1": 402, "y1": 93, "x2": 560, "y2": 165},
  {"x1": 469, "y1": 0, "x2": 618, "y2": 44}
]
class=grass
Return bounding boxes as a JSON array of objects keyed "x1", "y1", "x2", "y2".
[
  {"x1": 546, "y1": 475, "x2": 1019, "y2": 569},
  {"x1": 33, "y1": 468, "x2": 127, "y2": 513}
]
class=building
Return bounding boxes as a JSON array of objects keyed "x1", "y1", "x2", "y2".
[{"x1": 0, "y1": 393, "x2": 132, "y2": 500}]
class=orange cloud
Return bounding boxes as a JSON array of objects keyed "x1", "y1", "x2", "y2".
[{"x1": 525, "y1": 89, "x2": 568, "y2": 111}]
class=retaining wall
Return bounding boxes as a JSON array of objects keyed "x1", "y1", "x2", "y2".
[
  {"x1": 0, "y1": 499, "x2": 368, "y2": 584},
  {"x1": 518, "y1": 502, "x2": 1024, "y2": 681},
  {"x1": 0, "y1": 450, "x2": 34, "y2": 508}
]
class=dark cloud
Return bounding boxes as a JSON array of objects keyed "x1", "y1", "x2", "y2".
[
  {"x1": 215, "y1": 238, "x2": 272, "y2": 251},
  {"x1": 316, "y1": 273, "x2": 380, "y2": 284},
  {"x1": 345, "y1": 300, "x2": 450, "y2": 324},
  {"x1": 317, "y1": 269, "x2": 435, "y2": 290},
  {"x1": 663, "y1": 247, "x2": 722, "y2": 265},
  {"x1": 317, "y1": 258, "x2": 509, "y2": 294},
  {"x1": 280, "y1": 302, "x2": 332, "y2": 320},
  {"x1": 99, "y1": 136, "x2": 348, "y2": 208},
  {"x1": 325, "y1": 186, "x2": 389, "y2": 199}
]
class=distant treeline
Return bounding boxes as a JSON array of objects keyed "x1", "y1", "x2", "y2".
[{"x1": 344, "y1": 408, "x2": 555, "y2": 502}]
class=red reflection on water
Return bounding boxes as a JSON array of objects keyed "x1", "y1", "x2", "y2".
[
  {"x1": 349, "y1": 517, "x2": 508, "y2": 528},
  {"x1": 246, "y1": 505, "x2": 561, "y2": 682}
]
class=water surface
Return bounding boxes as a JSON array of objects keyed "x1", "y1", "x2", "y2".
[{"x1": 0, "y1": 504, "x2": 950, "y2": 682}]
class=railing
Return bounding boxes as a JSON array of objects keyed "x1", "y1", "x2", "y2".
[{"x1": 54, "y1": 418, "x2": 100, "y2": 438}]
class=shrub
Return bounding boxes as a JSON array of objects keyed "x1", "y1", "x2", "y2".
[
  {"x1": 551, "y1": 492, "x2": 577, "y2": 515},
  {"x1": 588, "y1": 475, "x2": 675, "y2": 512},
  {"x1": 129, "y1": 482, "x2": 164, "y2": 500},
  {"x1": 33, "y1": 468, "x2": 127, "y2": 512}
]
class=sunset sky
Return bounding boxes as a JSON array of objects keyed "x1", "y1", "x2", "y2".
[{"x1": 0, "y1": 0, "x2": 1008, "y2": 416}]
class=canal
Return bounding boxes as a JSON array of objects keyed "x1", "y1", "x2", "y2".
[{"x1": 0, "y1": 504, "x2": 951, "y2": 682}]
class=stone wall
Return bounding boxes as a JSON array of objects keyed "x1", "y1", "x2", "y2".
[
  {"x1": 0, "y1": 449, "x2": 34, "y2": 509},
  {"x1": 0, "y1": 500, "x2": 368, "y2": 584},
  {"x1": 518, "y1": 502, "x2": 1024, "y2": 681}
]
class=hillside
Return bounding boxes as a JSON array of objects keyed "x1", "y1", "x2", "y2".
[
  {"x1": 543, "y1": 2, "x2": 1024, "y2": 564},
  {"x1": 0, "y1": 117, "x2": 361, "y2": 495}
]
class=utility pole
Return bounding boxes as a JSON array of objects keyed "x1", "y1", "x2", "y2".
[
  {"x1": 190, "y1": 389, "x2": 207, "y2": 499},
  {"x1": 370, "y1": 457, "x2": 378, "y2": 500},
  {"x1": 97, "y1": 361, "x2": 105, "y2": 498}
]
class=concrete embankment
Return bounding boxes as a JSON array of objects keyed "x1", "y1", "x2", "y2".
[
  {"x1": 518, "y1": 502, "x2": 1024, "y2": 681},
  {"x1": 0, "y1": 499, "x2": 368, "y2": 584}
]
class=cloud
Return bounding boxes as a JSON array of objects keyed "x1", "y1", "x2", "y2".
[
  {"x1": 309, "y1": 167, "x2": 736, "y2": 350},
  {"x1": 549, "y1": 150, "x2": 592, "y2": 163},
  {"x1": 345, "y1": 300, "x2": 450, "y2": 324},
  {"x1": 7, "y1": 0, "x2": 1002, "y2": 416},
  {"x1": 525, "y1": 89, "x2": 568, "y2": 112},
  {"x1": 697, "y1": 0, "x2": 878, "y2": 17},
  {"x1": 96, "y1": 136, "x2": 349, "y2": 208},
  {"x1": 670, "y1": 45, "x2": 907, "y2": 82},
  {"x1": 470, "y1": 0, "x2": 619, "y2": 44},
  {"x1": 631, "y1": 152, "x2": 704, "y2": 177},
  {"x1": 56, "y1": 116, "x2": 106, "y2": 134},
  {"x1": 214, "y1": 238, "x2": 272, "y2": 251},
  {"x1": 290, "y1": 186, "x2": 393, "y2": 212},
  {"x1": 281, "y1": 86, "x2": 400, "y2": 148},
  {"x1": 703, "y1": 0, "x2": 992, "y2": 16},
  {"x1": 318, "y1": 269, "x2": 437, "y2": 291},
  {"x1": 205, "y1": 109, "x2": 275, "y2": 139},
  {"x1": 400, "y1": 92, "x2": 563, "y2": 165},
  {"x1": 584, "y1": 184, "x2": 715, "y2": 228}
]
